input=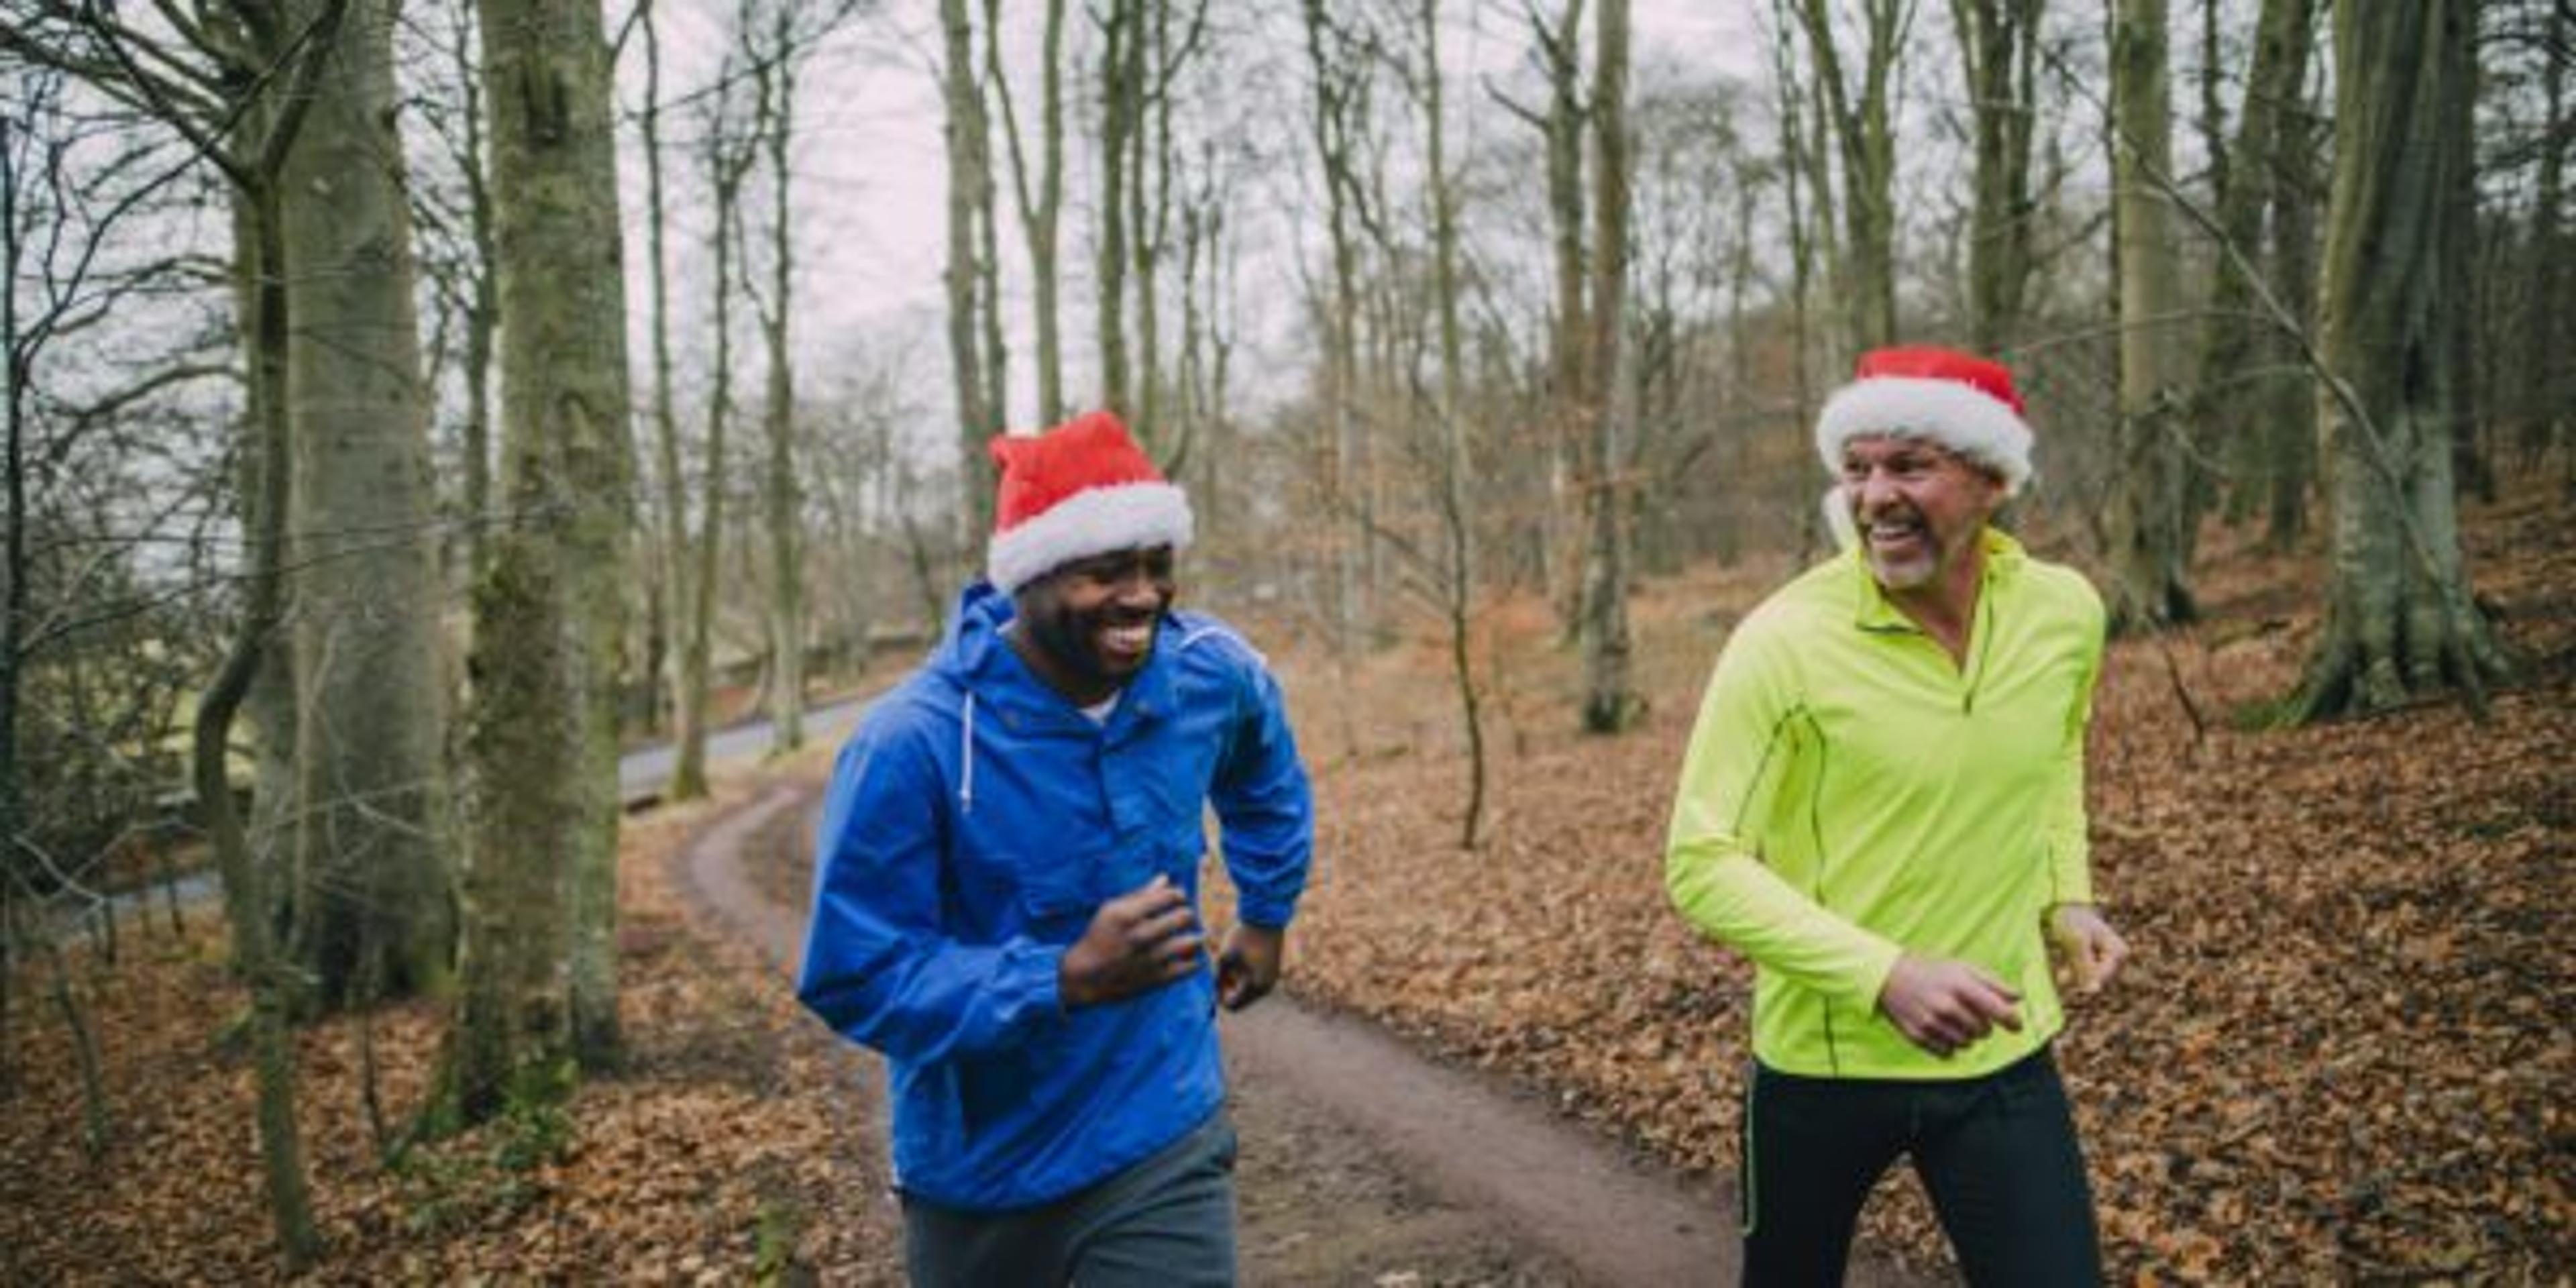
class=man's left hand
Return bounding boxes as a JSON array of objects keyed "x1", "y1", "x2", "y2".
[
  {"x1": 1216, "y1": 924, "x2": 1285, "y2": 1011},
  {"x1": 2047, "y1": 903, "x2": 2130, "y2": 994}
]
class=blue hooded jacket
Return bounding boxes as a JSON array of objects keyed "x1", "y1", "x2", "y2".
[{"x1": 794, "y1": 582, "x2": 1312, "y2": 1212}]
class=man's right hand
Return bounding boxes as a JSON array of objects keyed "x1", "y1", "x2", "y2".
[
  {"x1": 1059, "y1": 875, "x2": 1203, "y2": 1010},
  {"x1": 1876, "y1": 955, "x2": 2023, "y2": 1059}
]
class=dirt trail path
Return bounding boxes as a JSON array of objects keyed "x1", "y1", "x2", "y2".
[{"x1": 679, "y1": 782, "x2": 1922, "y2": 1287}]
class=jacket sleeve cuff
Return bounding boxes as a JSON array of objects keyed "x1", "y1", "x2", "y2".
[
  {"x1": 1843, "y1": 936, "x2": 1907, "y2": 1012},
  {"x1": 2050, "y1": 859, "x2": 2096, "y2": 908},
  {"x1": 1234, "y1": 895, "x2": 1297, "y2": 931},
  {"x1": 997, "y1": 941, "x2": 1071, "y2": 1024}
]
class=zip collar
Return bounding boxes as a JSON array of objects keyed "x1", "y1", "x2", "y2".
[
  {"x1": 1848, "y1": 529, "x2": 2018, "y2": 709},
  {"x1": 1849, "y1": 527, "x2": 2025, "y2": 635}
]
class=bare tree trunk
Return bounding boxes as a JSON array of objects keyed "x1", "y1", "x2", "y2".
[
  {"x1": 445, "y1": 0, "x2": 637, "y2": 1119},
  {"x1": 670, "y1": 72, "x2": 757, "y2": 803},
  {"x1": 1302, "y1": 0, "x2": 1374, "y2": 654},
  {"x1": 1129, "y1": 0, "x2": 1197, "y2": 465},
  {"x1": 941, "y1": 0, "x2": 994, "y2": 541},
  {"x1": 1419, "y1": 0, "x2": 1485, "y2": 848},
  {"x1": 643, "y1": 2, "x2": 686, "y2": 737},
  {"x1": 2200, "y1": 0, "x2": 2314, "y2": 533},
  {"x1": 989, "y1": 0, "x2": 1067, "y2": 425},
  {"x1": 1770, "y1": 6, "x2": 1830, "y2": 562},
  {"x1": 1, "y1": 113, "x2": 29, "y2": 1027},
  {"x1": 221, "y1": 84, "x2": 303, "y2": 962},
  {"x1": 1518, "y1": 0, "x2": 1587, "y2": 635},
  {"x1": 37, "y1": 930, "x2": 107, "y2": 1157},
  {"x1": 2263, "y1": 49, "x2": 2324, "y2": 549},
  {"x1": 2443, "y1": 15, "x2": 2489, "y2": 505},
  {"x1": 451, "y1": 3, "x2": 498, "y2": 584},
  {"x1": 1131, "y1": 0, "x2": 1211, "y2": 466},
  {"x1": 1791, "y1": 0, "x2": 1908, "y2": 351},
  {"x1": 1096, "y1": 0, "x2": 1140, "y2": 417},
  {"x1": 2524, "y1": 0, "x2": 2567, "y2": 471},
  {"x1": 976, "y1": 141, "x2": 1010, "y2": 450},
  {"x1": 1132, "y1": 0, "x2": 1163, "y2": 456},
  {"x1": 757, "y1": 12, "x2": 804, "y2": 754},
  {"x1": 2294, "y1": 0, "x2": 2508, "y2": 720},
  {"x1": 0, "y1": 890, "x2": 15, "y2": 1100},
  {"x1": 2106, "y1": 0, "x2": 2196, "y2": 630},
  {"x1": 1953, "y1": 0, "x2": 2042, "y2": 352},
  {"x1": 91, "y1": 7, "x2": 372, "y2": 1261},
  {"x1": 1196, "y1": 179, "x2": 1240, "y2": 541},
  {"x1": 1578, "y1": 0, "x2": 1639, "y2": 734},
  {"x1": 1711, "y1": 183, "x2": 1760, "y2": 568},
  {"x1": 280, "y1": 0, "x2": 451, "y2": 1010},
  {"x1": 1177, "y1": 164, "x2": 1213, "y2": 527},
  {"x1": 197, "y1": 178, "x2": 321, "y2": 1271}
]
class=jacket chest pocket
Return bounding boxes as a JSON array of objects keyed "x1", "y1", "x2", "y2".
[
  {"x1": 1086, "y1": 828, "x2": 1205, "y2": 902},
  {"x1": 1100, "y1": 727, "x2": 1216, "y2": 835},
  {"x1": 1015, "y1": 866, "x2": 1093, "y2": 944},
  {"x1": 955, "y1": 848, "x2": 1096, "y2": 945},
  {"x1": 1018, "y1": 837, "x2": 1200, "y2": 930}
]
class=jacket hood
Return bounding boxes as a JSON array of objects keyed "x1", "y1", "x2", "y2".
[{"x1": 930, "y1": 580, "x2": 1018, "y2": 684}]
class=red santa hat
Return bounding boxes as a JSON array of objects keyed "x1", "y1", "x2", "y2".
[
  {"x1": 1815, "y1": 345, "x2": 2035, "y2": 495},
  {"x1": 986, "y1": 411, "x2": 1194, "y2": 594}
]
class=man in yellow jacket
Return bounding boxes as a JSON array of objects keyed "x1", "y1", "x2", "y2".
[{"x1": 1666, "y1": 345, "x2": 2130, "y2": 1285}]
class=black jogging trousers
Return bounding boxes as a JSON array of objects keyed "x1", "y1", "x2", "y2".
[{"x1": 1740, "y1": 1045, "x2": 2104, "y2": 1286}]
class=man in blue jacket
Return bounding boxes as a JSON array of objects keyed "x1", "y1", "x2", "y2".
[{"x1": 796, "y1": 411, "x2": 1313, "y2": 1287}]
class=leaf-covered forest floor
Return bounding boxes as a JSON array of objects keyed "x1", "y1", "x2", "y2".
[
  {"x1": 3, "y1": 477, "x2": 2568, "y2": 1284},
  {"x1": 1, "y1": 793, "x2": 906, "y2": 1285},
  {"x1": 1266, "y1": 478, "x2": 2573, "y2": 1283}
]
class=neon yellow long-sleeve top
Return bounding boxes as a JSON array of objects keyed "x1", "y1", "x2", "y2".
[{"x1": 1665, "y1": 529, "x2": 2106, "y2": 1080}]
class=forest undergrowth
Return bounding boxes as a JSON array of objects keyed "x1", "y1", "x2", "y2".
[{"x1": 0, "y1": 793, "x2": 902, "y2": 1285}]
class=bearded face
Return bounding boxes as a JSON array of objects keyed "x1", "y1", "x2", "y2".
[
  {"x1": 1837, "y1": 435, "x2": 2006, "y2": 595},
  {"x1": 1010, "y1": 545, "x2": 1177, "y2": 704}
]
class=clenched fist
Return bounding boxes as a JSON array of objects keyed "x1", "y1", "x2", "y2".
[
  {"x1": 1216, "y1": 923, "x2": 1285, "y2": 1011},
  {"x1": 1876, "y1": 955, "x2": 2023, "y2": 1059}
]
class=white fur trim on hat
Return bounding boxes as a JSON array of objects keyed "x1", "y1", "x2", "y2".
[
  {"x1": 1815, "y1": 375, "x2": 2034, "y2": 495},
  {"x1": 1821, "y1": 487, "x2": 1860, "y2": 551},
  {"x1": 985, "y1": 480, "x2": 1194, "y2": 593}
]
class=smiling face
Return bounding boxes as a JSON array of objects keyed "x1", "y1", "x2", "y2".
[
  {"x1": 1837, "y1": 434, "x2": 2006, "y2": 598},
  {"x1": 1008, "y1": 545, "x2": 1178, "y2": 705}
]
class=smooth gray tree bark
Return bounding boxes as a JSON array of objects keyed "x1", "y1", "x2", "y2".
[
  {"x1": 278, "y1": 0, "x2": 451, "y2": 1009},
  {"x1": 1577, "y1": 0, "x2": 1639, "y2": 734},
  {"x1": 2106, "y1": 0, "x2": 2196, "y2": 629},
  {"x1": 445, "y1": 0, "x2": 636, "y2": 1120}
]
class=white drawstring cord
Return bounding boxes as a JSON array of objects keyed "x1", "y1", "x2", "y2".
[{"x1": 958, "y1": 691, "x2": 977, "y2": 814}]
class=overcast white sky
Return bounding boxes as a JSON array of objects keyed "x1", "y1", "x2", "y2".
[{"x1": 619, "y1": 0, "x2": 1772, "y2": 435}]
